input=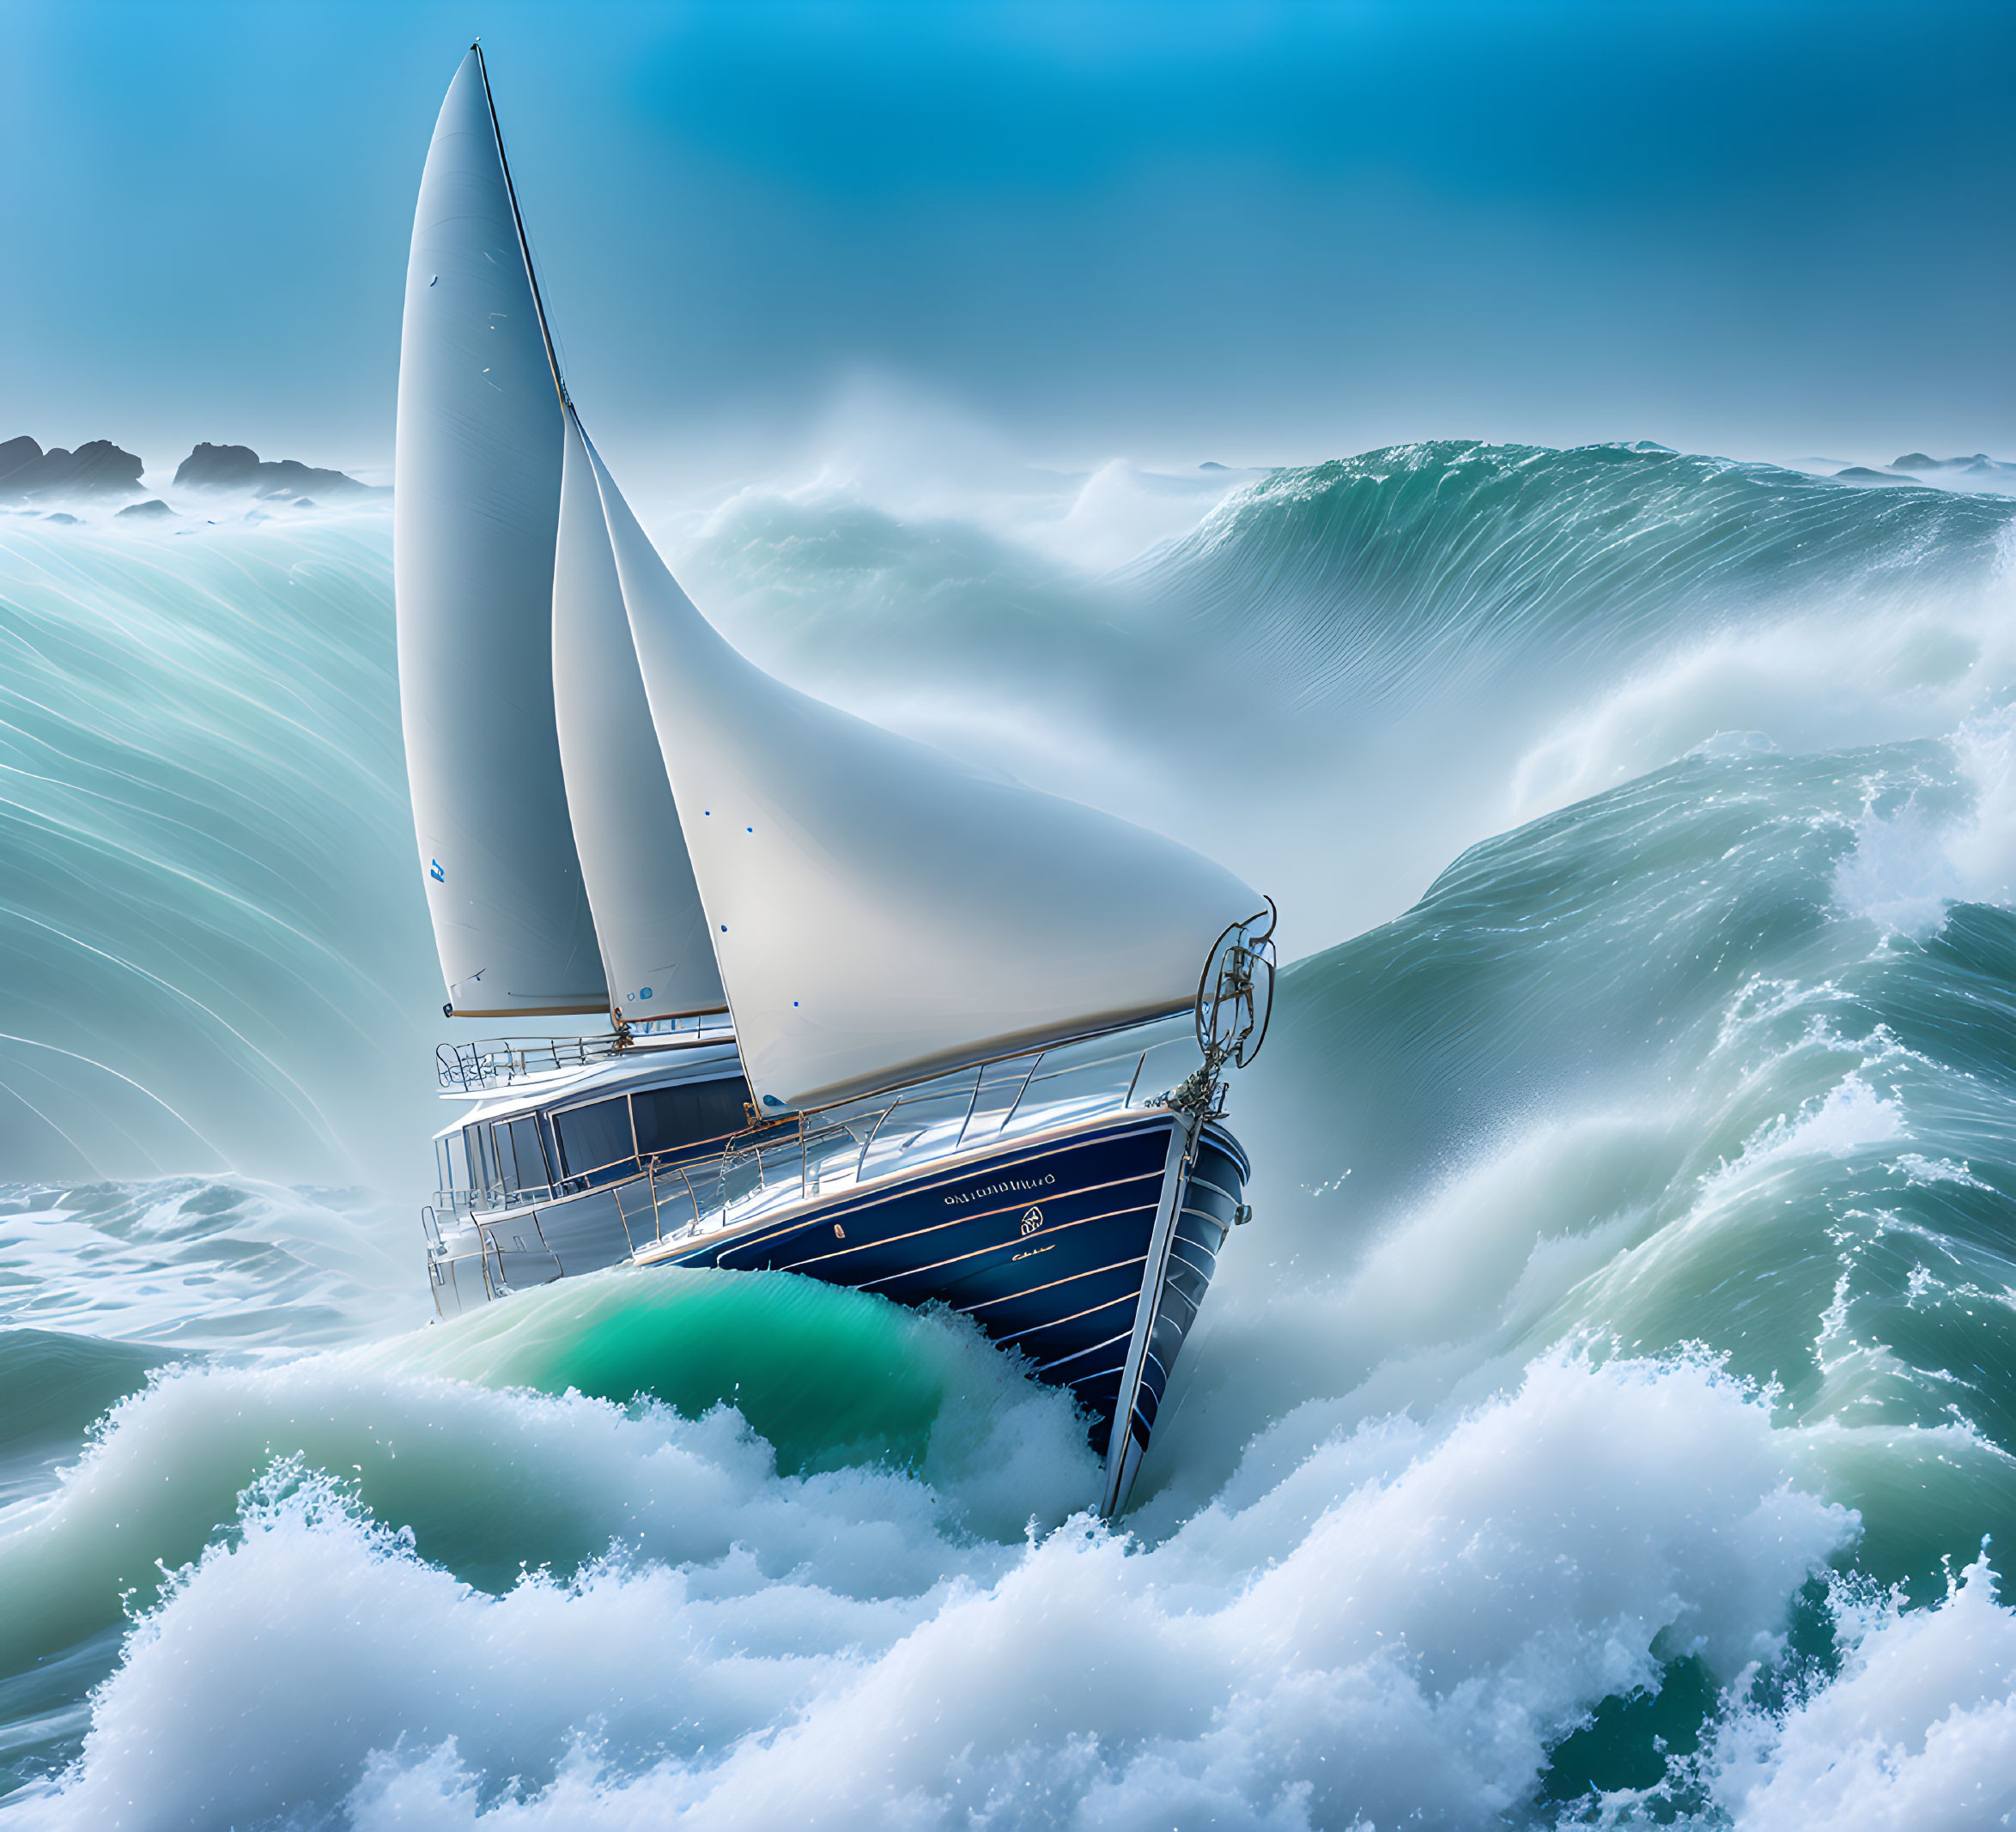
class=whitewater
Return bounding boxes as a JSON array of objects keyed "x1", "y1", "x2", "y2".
[{"x1": 2, "y1": 440, "x2": 2013, "y2": 1828}]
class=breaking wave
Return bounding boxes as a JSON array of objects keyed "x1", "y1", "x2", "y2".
[{"x1": 3, "y1": 441, "x2": 2015, "y2": 1826}]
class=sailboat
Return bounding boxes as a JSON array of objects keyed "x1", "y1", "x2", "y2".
[{"x1": 397, "y1": 46, "x2": 1276, "y2": 1516}]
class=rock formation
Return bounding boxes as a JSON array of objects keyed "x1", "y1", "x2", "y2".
[
  {"x1": 0, "y1": 437, "x2": 146, "y2": 500},
  {"x1": 173, "y1": 442, "x2": 383, "y2": 500},
  {"x1": 1890, "y1": 452, "x2": 2016, "y2": 482}
]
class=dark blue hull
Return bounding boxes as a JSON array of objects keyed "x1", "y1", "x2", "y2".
[
  {"x1": 434, "y1": 1105, "x2": 1248, "y2": 1510},
  {"x1": 653, "y1": 1112, "x2": 1248, "y2": 1477}
]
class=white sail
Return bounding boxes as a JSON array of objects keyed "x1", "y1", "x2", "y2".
[
  {"x1": 552, "y1": 413, "x2": 726, "y2": 1019},
  {"x1": 394, "y1": 48, "x2": 604, "y2": 1017},
  {"x1": 580, "y1": 439, "x2": 1261, "y2": 1112}
]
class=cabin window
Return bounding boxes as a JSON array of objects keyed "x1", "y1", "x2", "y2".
[
  {"x1": 510, "y1": 1116, "x2": 548, "y2": 1192},
  {"x1": 467, "y1": 1122, "x2": 498, "y2": 1196},
  {"x1": 494, "y1": 1114, "x2": 550, "y2": 1197},
  {"x1": 442, "y1": 1129, "x2": 471, "y2": 1191},
  {"x1": 554, "y1": 1097, "x2": 637, "y2": 1181},
  {"x1": 490, "y1": 1122, "x2": 516, "y2": 1194},
  {"x1": 632, "y1": 1077, "x2": 752, "y2": 1158}
]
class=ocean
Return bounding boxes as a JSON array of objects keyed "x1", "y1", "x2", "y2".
[{"x1": 1, "y1": 440, "x2": 2012, "y2": 1828}]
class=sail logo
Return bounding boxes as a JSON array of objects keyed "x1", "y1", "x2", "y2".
[
  {"x1": 1019, "y1": 1207, "x2": 1044, "y2": 1236},
  {"x1": 428, "y1": 859, "x2": 445, "y2": 883}
]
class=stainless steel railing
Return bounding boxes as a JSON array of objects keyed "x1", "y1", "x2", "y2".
[
  {"x1": 436, "y1": 1016, "x2": 737, "y2": 1094},
  {"x1": 434, "y1": 1024, "x2": 1206, "y2": 1255}
]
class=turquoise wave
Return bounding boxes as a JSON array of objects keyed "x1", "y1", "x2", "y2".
[
  {"x1": 0, "y1": 511, "x2": 439, "y2": 1186},
  {"x1": 3, "y1": 445, "x2": 2015, "y2": 1824},
  {"x1": 1140, "y1": 440, "x2": 2014, "y2": 709},
  {"x1": 1187, "y1": 737, "x2": 2016, "y2": 1597}
]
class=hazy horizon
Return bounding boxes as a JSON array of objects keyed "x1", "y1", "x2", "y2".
[{"x1": 4, "y1": 0, "x2": 2012, "y2": 496}]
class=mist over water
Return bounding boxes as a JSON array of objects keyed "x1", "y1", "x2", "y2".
[
  {"x1": 3, "y1": 439, "x2": 2014, "y2": 1827},
  {"x1": 0, "y1": 515, "x2": 440, "y2": 1186}
]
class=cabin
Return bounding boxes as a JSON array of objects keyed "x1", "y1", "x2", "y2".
[
  {"x1": 425, "y1": 1031, "x2": 748, "y2": 1312},
  {"x1": 434, "y1": 1050, "x2": 750, "y2": 1210},
  {"x1": 422, "y1": 1018, "x2": 1211, "y2": 1318}
]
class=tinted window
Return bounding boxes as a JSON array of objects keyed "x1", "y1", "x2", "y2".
[
  {"x1": 466, "y1": 1123, "x2": 495, "y2": 1195},
  {"x1": 495, "y1": 1115, "x2": 549, "y2": 1194},
  {"x1": 555, "y1": 1098, "x2": 635, "y2": 1178},
  {"x1": 515, "y1": 1117, "x2": 549, "y2": 1190},
  {"x1": 633, "y1": 1077, "x2": 752, "y2": 1156},
  {"x1": 492, "y1": 1122, "x2": 519, "y2": 1192}
]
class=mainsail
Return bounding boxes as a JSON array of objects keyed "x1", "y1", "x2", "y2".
[
  {"x1": 400, "y1": 45, "x2": 1261, "y2": 1096},
  {"x1": 578, "y1": 434, "x2": 1263, "y2": 1112},
  {"x1": 394, "y1": 48, "x2": 603, "y2": 1017},
  {"x1": 552, "y1": 412, "x2": 726, "y2": 1019}
]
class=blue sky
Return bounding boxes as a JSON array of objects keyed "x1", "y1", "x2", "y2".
[{"x1": 3, "y1": 0, "x2": 2011, "y2": 476}]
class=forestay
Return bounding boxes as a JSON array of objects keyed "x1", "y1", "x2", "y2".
[
  {"x1": 580, "y1": 437, "x2": 1262, "y2": 1113},
  {"x1": 394, "y1": 47, "x2": 604, "y2": 1017},
  {"x1": 552, "y1": 412, "x2": 725, "y2": 1019}
]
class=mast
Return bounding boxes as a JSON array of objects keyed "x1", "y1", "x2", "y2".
[
  {"x1": 395, "y1": 47, "x2": 606, "y2": 1019},
  {"x1": 465, "y1": 48, "x2": 726, "y2": 1025},
  {"x1": 471, "y1": 41, "x2": 572, "y2": 413}
]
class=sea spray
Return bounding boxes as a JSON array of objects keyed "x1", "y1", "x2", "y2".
[
  {"x1": 677, "y1": 442, "x2": 2016, "y2": 959},
  {"x1": 6, "y1": 447, "x2": 2012, "y2": 1175},
  {"x1": 0, "y1": 1179, "x2": 422, "y2": 1348},
  {"x1": 0, "y1": 1272, "x2": 1099, "y2": 1677},
  {"x1": 4, "y1": 443, "x2": 2016, "y2": 1824},
  {"x1": 1163, "y1": 738, "x2": 2016, "y2": 1592},
  {"x1": 376, "y1": 1265, "x2": 1101, "y2": 1502},
  {"x1": 1705, "y1": 1556, "x2": 2016, "y2": 1829},
  {"x1": 0, "y1": 509, "x2": 440, "y2": 1187},
  {"x1": 9, "y1": 1352, "x2": 1854, "y2": 1829}
]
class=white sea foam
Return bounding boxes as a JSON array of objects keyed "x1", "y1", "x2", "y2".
[
  {"x1": 1512, "y1": 603, "x2": 2006, "y2": 828},
  {"x1": 1892, "y1": 1153, "x2": 1990, "y2": 1189},
  {"x1": 1709, "y1": 1071, "x2": 1910, "y2": 1186},
  {"x1": 1709, "y1": 1557, "x2": 2016, "y2": 1831},
  {"x1": 659, "y1": 373, "x2": 1248, "y2": 579},
  {"x1": 0, "y1": 1178, "x2": 425, "y2": 1346},
  {"x1": 1832, "y1": 707, "x2": 2016, "y2": 938},
  {"x1": 3, "y1": 1350, "x2": 1858, "y2": 1830},
  {"x1": 1943, "y1": 704, "x2": 2016, "y2": 900},
  {"x1": 1832, "y1": 798, "x2": 1965, "y2": 938},
  {"x1": 0, "y1": 1297, "x2": 1098, "y2": 1688},
  {"x1": 6, "y1": 440, "x2": 2016, "y2": 1827}
]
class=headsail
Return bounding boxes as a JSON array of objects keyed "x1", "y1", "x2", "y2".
[
  {"x1": 394, "y1": 47, "x2": 604, "y2": 1017},
  {"x1": 579, "y1": 437, "x2": 1262, "y2": 1112},
  {"x1": 553, "y1": 411, "x2": 726, "y2": 1019}
]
